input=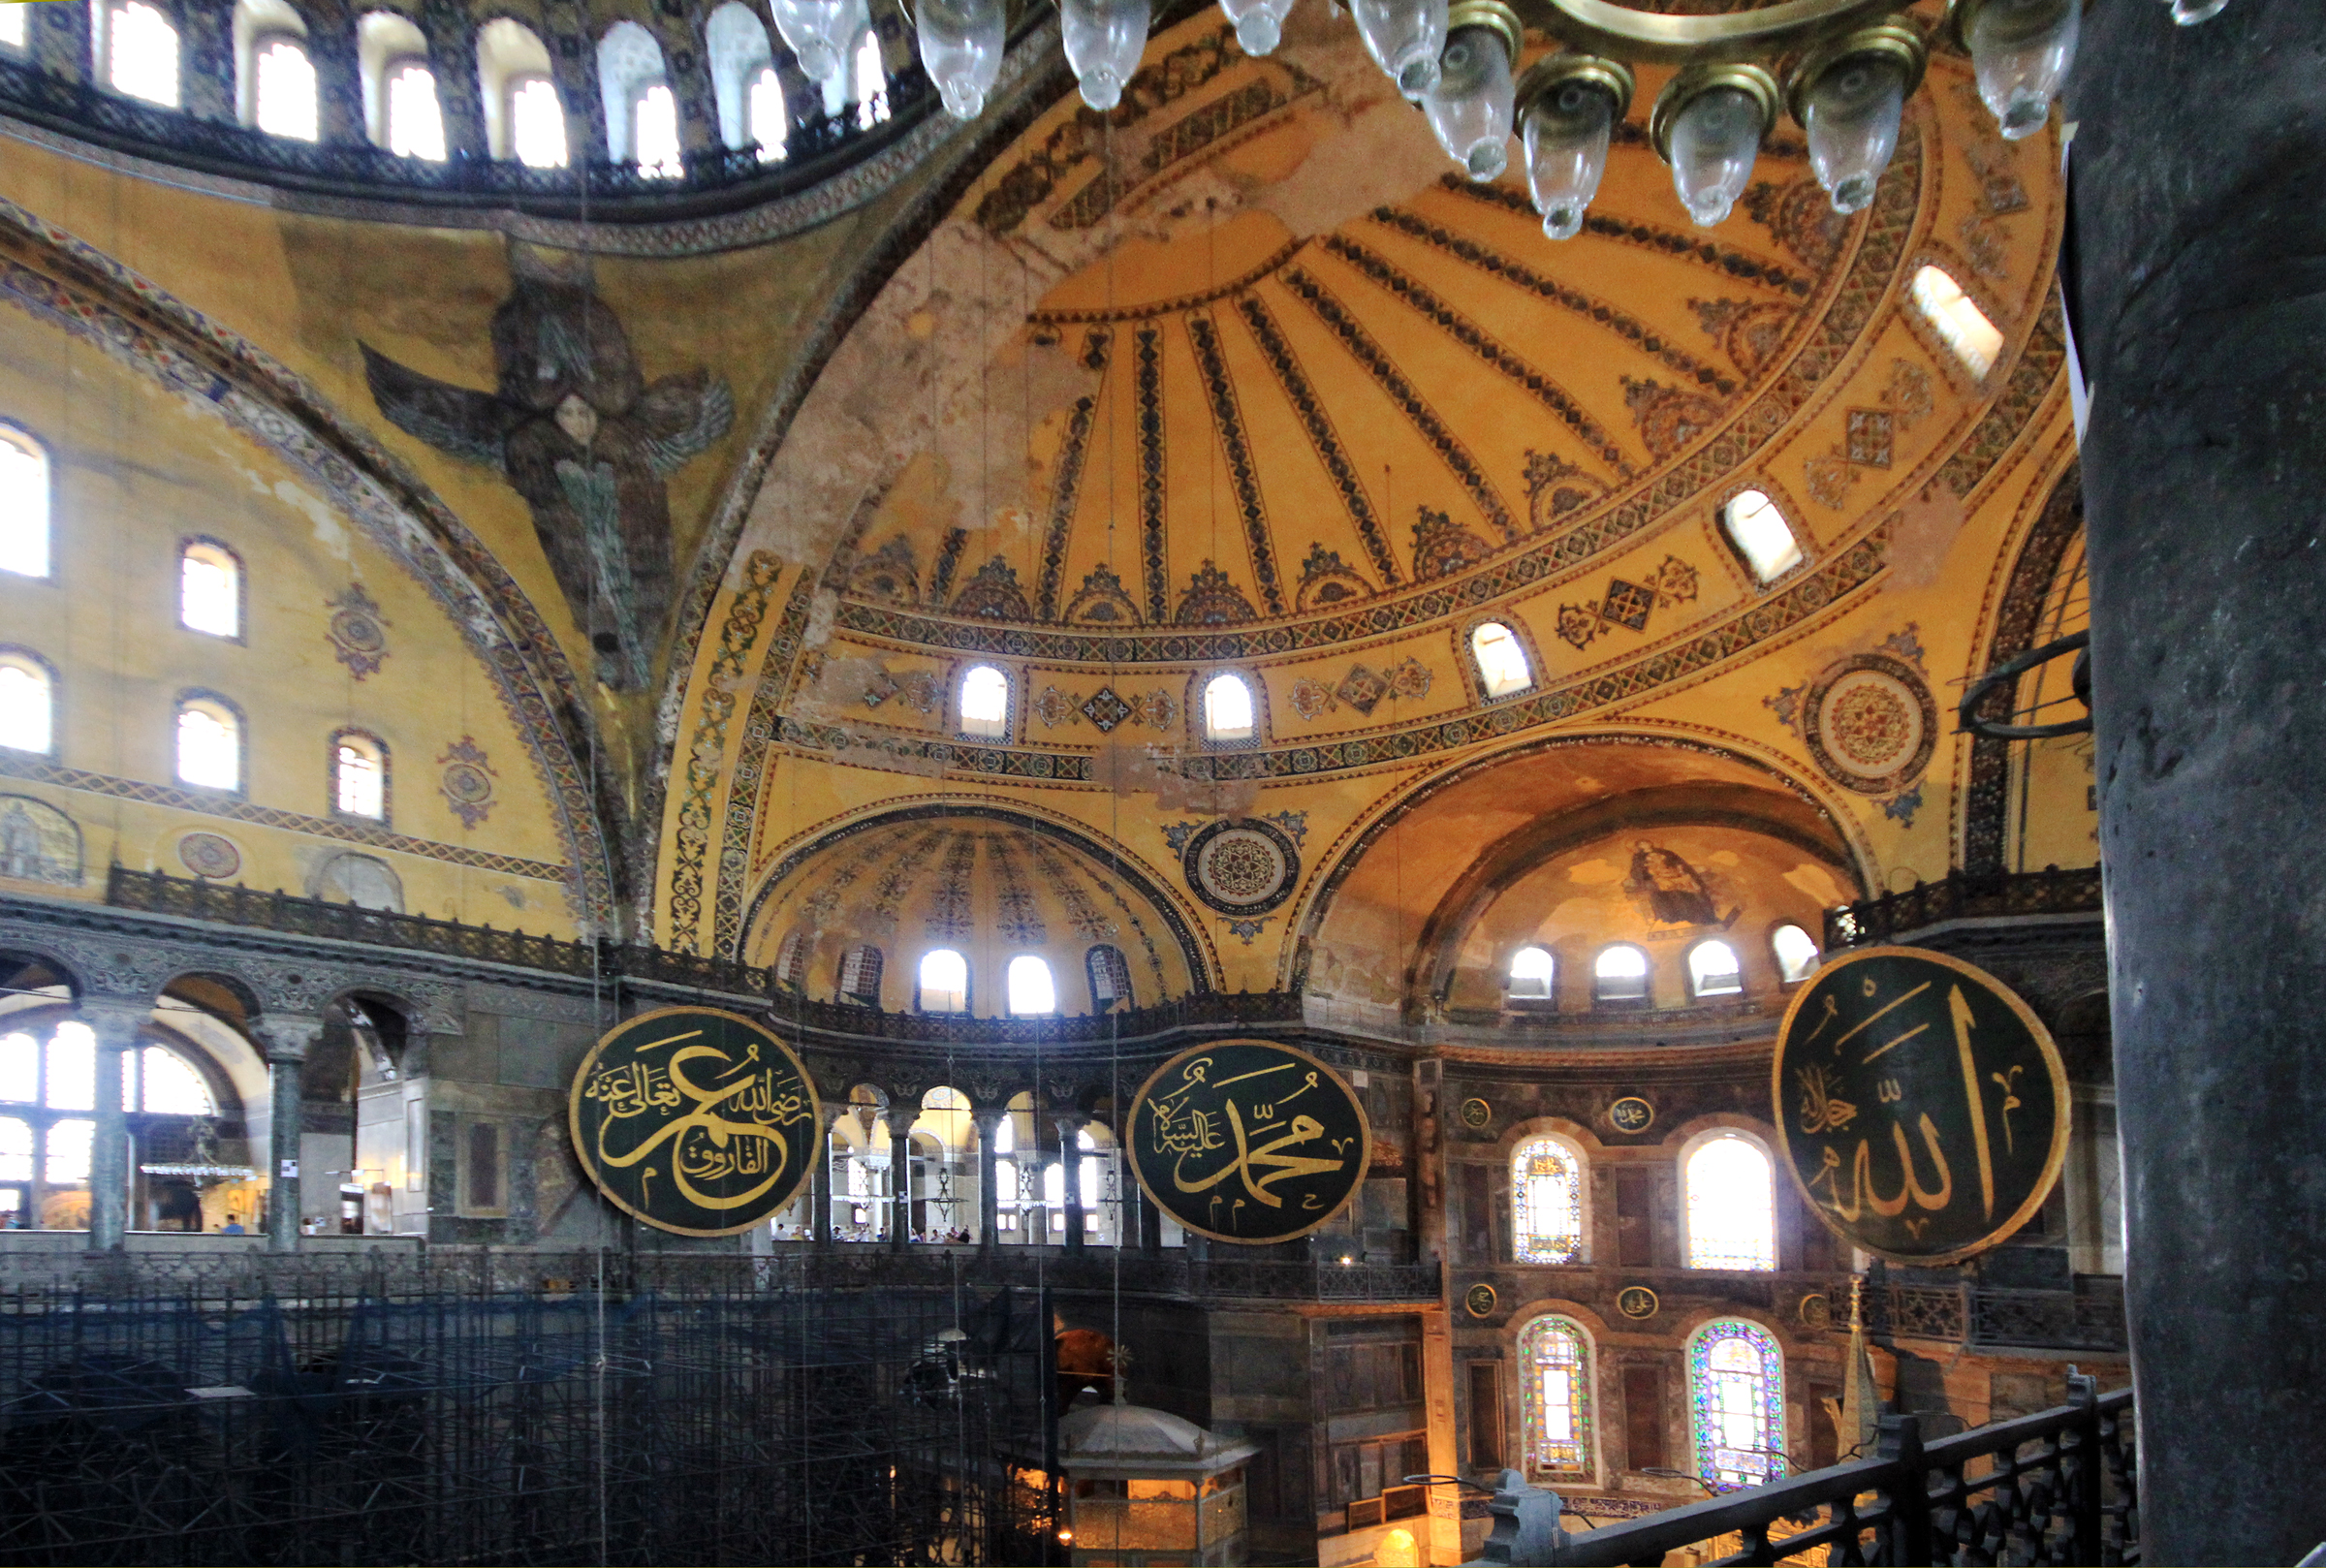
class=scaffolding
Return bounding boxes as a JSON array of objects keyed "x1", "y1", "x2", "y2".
[{"x1": 0, "y1": 1250, "x2": 1055, "y2": 1566}]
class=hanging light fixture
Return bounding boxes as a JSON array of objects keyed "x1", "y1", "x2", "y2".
[
  {"x1": 1220, "y1": 0, "x2": 1298, "y2": 56},
  {"x1": 770, "y1": 0, "x2": 867, "y2": 85},
  {"x1": 918, "y1": 0, "x2": 1008, "y2": 117},
  {"x1": 1949, "y1": 0, "x2": 2079, "y2": 141},
  {"x1": 1515, "y1": 53, "x2": 1631, "y2": 240},
  {"x1": 1651, "y1": 64, "x2": 1777, "y2": 229},
  {"x1": 1420, "y1": 1, "x2": 1520, "y2": 181},
  {"x1": 1789, "y1": 22, "x2": 1925, "y2": 214},
  {"x1": 1351, "y1": 0, "x2": 1449, "y2": 99},
  {"x1": 1063, "y1": 0, "x2": 1152, "y2": 109}
]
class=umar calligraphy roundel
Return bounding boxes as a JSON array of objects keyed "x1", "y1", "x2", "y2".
[
  {"x1": 1182, "y1": 818, "x2": 1301, "y2": 916},
  {"x1": 569, "y1": 1006, "x2": 822, "y2": 1238},
  {"x1": 1774, "y1": 946, "x2": 2069, "y2": 1267},
  {"x1": 1127, "y1": 1039, "x2": 1370, "y2": 1244},
  {"x1": 1802, "y1": 654, "x2": 1938, "y2": 795}
]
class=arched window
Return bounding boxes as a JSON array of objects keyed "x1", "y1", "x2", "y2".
[
  {"x1": 1202, "y1": 673, "x2": 1255, "y2": 741},
  {"x1": 1007, "y1": 955, "x2": 1055, "y2": 1017},
  {"x1": 331, "y1": 732, "x2": 387, "y2": 820},
  {"x1": 749, "y1": 67, "x2": 787, "y2": 161},
  {"x1": 360, "y1": 13, "x2": 443, "y2": 159},
  {"x1": 959, "y1": 664, "x2": 1009, "y2": 737},
  {"x1": 1511, "y1": 1134, "x2": 1584, "y2": 1264},
  {"x1": 1043, "y1": 1159, "x2": 1066, "y2": 1229},
  {"x1": 1517, "y1": 1315, "x2": 1594, "y2": 1479},
  {"x1": 174, "y1": 696, "x2": 241, "y2": 792},
  {"x1": 1771, "y1": 924, "x2": 1820, "y2": 984},
  {"x1": 1911, "y1": 265, "x2": 2004, "y2": 378},
  {"x1": 0, "y1": 6, "x2": 24, "y2": 49},
  {"x1": 1683, "y1": 1132, "x2": 1776, "y2": 1270},
  {"x1": 1592, "y1": 943, "x2": 1650, "y2": 1004},
  {"x1": 1085, "y1": 944, "x2": 1132, "y2": 1011},
  {"x1": 178, "y1": 540, "x2": 240, "y2": 639},
  {"x1": 97, "y1": 0, "x2": 179, "y2": 107},
  {"x1": 235, "y1": 1, "x2": 315, "y2": 140},
  {"x1": 919, "y1": 948, "x2": 968, "y2": 1013},
  {"x1": 1687, "y1": 939, "x2": 1743, "y2": 998},
  {"x1": 313, "y1": 851, "x2": 401, "y2": 910},
  {"x1": 1507, "y1": 945, "x2": 1555, "y2": 1000},
  {"x1": 773, "y1": 928, "x2": 811, "y2": 988},
  {"x1": 598, "y1": 21, "x2": 681, "y2": 177},
  {"x1": 0, "y1": 652, "x2": 53, "y2": 755},
  {"x1": 0, "y1": 426, "x2": 47, "y2": 580},
  {"x1": 851, "y1": 27, "x2": 888, "y2": 129},
  {"x1": 127, "y1": 1046, "x2": 216, "y2": 1115},
  {"x1": 1720, "y1": 489, "x2": 1803, "y2": 584},
  {"x1": 837, "y1": 944, "x2": 884, "y2": 1004},
  {"x1": 706, "y1": 2, "x2": 778, "y2": 154},
  {"x1": 1471, "y1": 620, "x2": 1533, "y2": 697},
  {"x1": 1687, "y1": 1320, "x2": 1784, "y2": 1490},
  {"x1": 478, "y1": 17, "x2": 565, "y2": 166}
]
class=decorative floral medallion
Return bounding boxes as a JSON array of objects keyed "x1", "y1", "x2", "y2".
[
  {"x1": 177, "y1": 831, "x2": 240, "y2": 880},
  {"x1": 1802, "y1": 653, "x2": 1937, "y2": 795},
  {"x1": 325, "y1": 582, "x2": 391, "y2": 679},
  {"x1": 1182, "y1": 816, "x2": 1301, "y2": 916},
  {"x1": 438, "y1": 737, "x2": 499, "y2": 829}
]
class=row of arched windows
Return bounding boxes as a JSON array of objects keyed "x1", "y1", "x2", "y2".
[
  {"x1": 1511, "y1": 1129, "x2": 1776, "y2": 1271},
  {"x1": 1507, "y1": 925, "x2": 1820, "y2": 1007},
  {"x1": 1514, "y1": 1312, "x2": 1785, "y2": 1491},
  {"x1": 2, "y1": 2, "x2": 886, "y2": 174},
  {"x1": 772, "y1": 937, "x2": 1135, "y2": 1018}
]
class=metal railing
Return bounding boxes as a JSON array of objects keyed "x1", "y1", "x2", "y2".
[
  {"x1": 1532, "y1": 1375, "x2": 2136, "y2": 1566},
  {"x1": 1827, "y1": 866, "x2": 2103, "y2": 949}
]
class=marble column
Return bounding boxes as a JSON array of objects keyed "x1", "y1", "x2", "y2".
[
  {"x1": 79, "y1": 997, "x2": 146, "y2": 1251},
  {"x1": 812, "y1": 1103, "x2": 840, "y2": 1250},
  {"x1": 2069, "y1": 8, "x2": 2326, "y2": 1560},
  {"x1": 890, "y1": 1122, "x2": 912, "y2": 1250},
  {"x1": 971, "y1": 1108, "x2": 1003, "y2": 1252},
  {"x1": 254, "y1": 1015, "x2": 323, "y2": 1254},
  {"x1": 1057, "y1": 1115, "x2": 1087, "y2": 1253}
]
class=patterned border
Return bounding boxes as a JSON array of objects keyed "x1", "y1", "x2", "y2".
[
  {"x1": 666, "y1": 550, "x2": 788, "y2": 953},
  {"x1": 1180, "y1": 816, "x2": 1301, "y2": 916},
  {"x1": 711, "y1": 569, "x2": 821, "y2": 956},
  {"x1": 1962, "y1": 462, "x2": 2081, "y2": 873},
  {"x1": 1135, "y1": 324, "x2": 1170, "y2": 624},
  {"x1": 1185, "y1": 312, "x2": 1285, "y2": 615},
  {"x1": 0, "y1": 753, "x2": 568, "y2": 882},
  {"x1": 1233, "y1": 292, "x2": 1400, "y2": 585},
  {"x1": 1801, "y1": 653, "x2": 1938, "y2": 797},
  {"x1": 1036, "y1": 332, "x2": 1112, "y2": 620}
]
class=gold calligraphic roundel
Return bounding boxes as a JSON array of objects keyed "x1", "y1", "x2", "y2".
[
  {"x1": 1774, "y1": 946, "x2": 2068, "y2": 1267},
  {"x1": 1126, "y1": 1039, "x2": 1371, "y2": 1244},
  {"x1": 568, "y1": 1006, "x2": 823, "y2": 1238}
]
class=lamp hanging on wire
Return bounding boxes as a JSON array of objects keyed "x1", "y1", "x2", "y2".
[{"x1": 1419, "y1": 1, "x2": 1519, "y2": 181}]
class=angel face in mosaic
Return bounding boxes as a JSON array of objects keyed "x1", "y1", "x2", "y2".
[{"x1": 361, "y1": 255, "x2": 734, "y2": 690}]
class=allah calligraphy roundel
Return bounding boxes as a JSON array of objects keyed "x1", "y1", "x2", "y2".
[
  {"x1": 1773, "y1": 946, "x2": 2068, "y2": 1266},
  {"x1": 568, "y1": 1007, "x2": 823, "y2": 1238},
  {"x1": 1126, "y1": 1040, "x2": 1371, "y2": 1245}
]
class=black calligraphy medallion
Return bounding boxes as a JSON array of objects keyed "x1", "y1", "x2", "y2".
[
  {"x1": 568, "y1": 1007, "x2": 822, "y2": 1238},
  {"x1": 1126, "y1": 1040, "x2": 1370, "y2": 1244},
  {"x1": 1774, "y1": 947, "x2": 2068, "y2": 1266}
]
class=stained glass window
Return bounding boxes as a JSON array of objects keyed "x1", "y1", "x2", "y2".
[
  {"x1": 1518, "y1": 1315, "x2": 1592, "y2": 1478},
  {"x1": 1511, "y1": 1135, "x2": 1583, "y2": 1264},
  {"x1": 1683, "y1": 1133, "x2": 1776, "y2": 1270},
  {"x1": 1687, "y1": 1320, "x2": 1783, "y2": 1490}
]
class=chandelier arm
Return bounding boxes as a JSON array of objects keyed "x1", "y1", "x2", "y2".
[{"x1": 1515, "y1": 0, "x2": 1918, "y2": 63}]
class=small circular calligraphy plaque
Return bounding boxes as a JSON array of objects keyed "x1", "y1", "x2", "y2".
[
  {"x1": 568, "y1": 1007, "x2": 822, "y2": 1238},
  {"x1": 1463, "y1": 1282, "x2": 1498, "y2": 1318},
  {"x1": 1799, "y1": 1293, "x2": 1833, "y2": 1330},
  {"x1": 1608, "y1": 1096, "x2": 1655, "y2": 1134},
  {"x1": 1126, "y1": 1039, "x2": 1370, "y2": 1244},
  {"x1": 1774, "y1": 946, "x2": 2068, "y2": 1266},
  {"x1": 1617, "y1": 1286, "x2": 1659, "y2": 1320},
  {"x1": 1460, "y1": 1097, "x2": 1492, "y2": 1130}
]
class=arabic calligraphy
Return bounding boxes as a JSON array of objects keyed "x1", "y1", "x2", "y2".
[
  {"x1": 1127, "y1": 1041, "x2": 1369, "y2": 1243},
  {"x1": 1772, "y1": 947, "x2": 2068, "y2": 1266},
  {"x1": 569, "y1": 1007, "x2": 821, "y2": 1237}
]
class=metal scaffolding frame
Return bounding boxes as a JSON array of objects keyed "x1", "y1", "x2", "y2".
[{"x1": 0, "y1": 1251, "x2": 1054, "y2": 1566}]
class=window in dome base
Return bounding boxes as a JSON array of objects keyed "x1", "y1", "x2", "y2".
[
  {"x1": 1687, "y1": 939, "x2": 1743, "y2": 998},
  {"x1": 1771, "y1": 924, "x2": 1820, "y2": 984},
  {"x1": 1007, "y1": 955, "x2": 1055, "y2": 1018},
  {"x1": 0, "y1": 653, "x2": 52, "y2": 756},
  {"x1": 252, "y1": 38, "x2": 318, "y2": 140},
  {"x1": 179, "y1": 541, "x2": 241, "y2": 639},
  {"x1": 0, "y1": 426, "x2": 47, "y2": 580},
  {"x1": 1592, "y1": 943, "x2": 1650, "y2": 1004},
  {"x1": 1471, "y1": 620, "x2": 1533, "y2": 697},
  {"x1": 1720, "y1": 489, "x2": 1803, "y2": 585},
  {"x1": 1203, "y1": 673, "x2": 1254, "y2": 741},
  {"x1": 1506, "y1": 944, "x2": 1555, "y2": 1000},
  {"x1": 1911, "y1": 266, "x2": 2005, "y2": 379},
  {"x1": 959, "y1": 665, "x2": 1010, "y2": 737},
  {"x1": 386, "y1": 61, "x2": 447, "y2": 160},
  {"x1": 104, "y1": 1, "x2": 180, "y2": 107},
  {"x1": 175, "y1": 697, "x2": 241, "y2": 793},
  {"x1": 919, "y1": 949, "x2": 968, "y2": 1014}
]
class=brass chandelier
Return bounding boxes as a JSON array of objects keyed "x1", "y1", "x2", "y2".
[{"x1": 779, "y1": 0, "x2": 2231, "y2": 239}]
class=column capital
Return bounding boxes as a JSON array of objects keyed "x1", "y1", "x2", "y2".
[
  {"x1": 75, "y1": 994, "x2": 150, "y2": 1048},
  {"x1": 252, "y1": 1012, "x2": 326, "y2": 1064},
  {"x1": 968, "y1": 1106, "x2": 1008, "y2": 1128}
]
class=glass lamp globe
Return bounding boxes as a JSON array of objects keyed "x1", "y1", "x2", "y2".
[
  {"x1": 1665, "y1": 80, "x2": 1767, "y2": 228},
  {"x1": 1351, "y1": 0, "x2": 1448, "y2": 99},
  {"x1": 1220, "y1": 0, "x2": 1297, "y2": 57},
  {"x1": 917, "y1": 0, "x2": 1005, "y2": 118},
  {"x1": 1961, "y1": 0, "x2": 2078, "y2": 141},
  {"x1": 1062, "y1": 0, "x2": 1151, "y2": 110},
  {"x1": 1420, "y1": 6, "x2": 1518, "y2": 182},
  {"x1": 1519, "y1": 57, "x2": 1629, "y2": 242}
]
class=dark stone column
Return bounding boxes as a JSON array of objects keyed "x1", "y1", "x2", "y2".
[
  {"x1": 1058, "y1": 1116, "x2": 1087, "y2": 1253},
  {"x1": 812, "y1": 1105, "x2": 838, "y2": 1250},
  {"x1": 80, "y1": 997, "x2": 144, "y2": 1251},
  {"x1": 890, "y1": 1123, "x2": 912, "y2": 1250},
  {"x1": 255, "y1": 1015, "x2": 322, "y2": 1254},
  {"x1": 1138, "y1": 1171, "x2": 1162, "y2": 1256},
  {"x1": 2068, "y1": 9, "x2": 2326, "y2": 1562},
  {"x1": 971, "y1": 1109, "x2": 1003, "y2": 1252}
]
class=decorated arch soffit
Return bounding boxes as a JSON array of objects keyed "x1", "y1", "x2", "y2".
[
  {"x1": 662, "y1": 7, "x2": 2067, "y2": 955},
  {"x1": 0, "y1": 196, "x2": 614, "y2": 926}
]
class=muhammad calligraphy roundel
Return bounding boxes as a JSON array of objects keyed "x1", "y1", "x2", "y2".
[
  {"x1": 569, "y1": 1006, "x2": 823, "y2": 1238},
  {"x1": 1126, "y1": 1040, "x2": 1371, "y2": 1245},
  {"x1": 1774, "y1": 946, "x2": 2068, "y2": 1267}
]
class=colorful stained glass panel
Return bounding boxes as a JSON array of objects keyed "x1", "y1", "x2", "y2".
[
  {"x1": 1687, "y1": 1320, "x2": 1783, "y2": 1491},
  {"x1": 1518, "y1": 1315, "x2": 1592, "y2": 1479},
  {"x1": 1512, "y1": 1137, "x2": 1583, "y2": 1264}
]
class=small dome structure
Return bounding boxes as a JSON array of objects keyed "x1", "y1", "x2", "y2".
[{"x1": 1057, "y1": 1391, "x2": 1260, "y2": 1565}]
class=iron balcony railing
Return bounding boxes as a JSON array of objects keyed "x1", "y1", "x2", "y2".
[
  {"x1": 1827, "y1": 865, "x2": 2103, "y2": 949},
  {"x1": 1516, "y1": 1374, "x2": 2136, "y2": 1566}
]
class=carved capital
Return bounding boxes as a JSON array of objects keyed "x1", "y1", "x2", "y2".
[
  {"x1": 75, "y1": 995, "x2": 150, "y2": 1052},
  {"x1": 252, "y1": 1012, "x2": 326, "y2": 1063}
]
